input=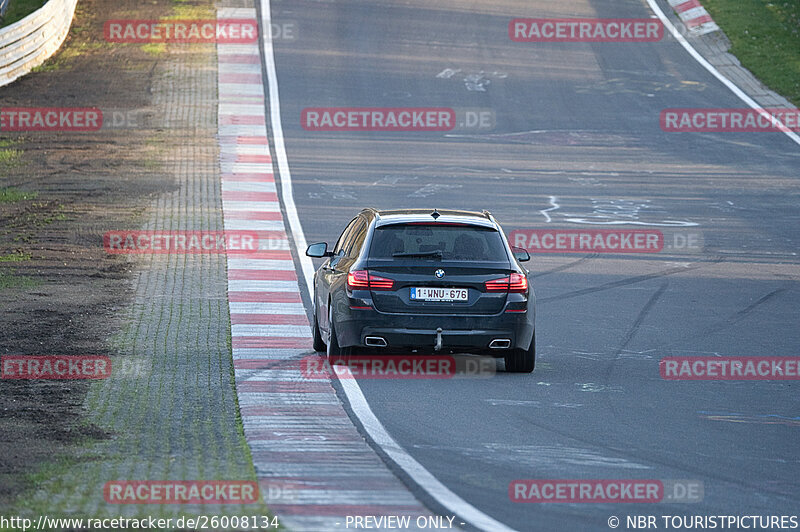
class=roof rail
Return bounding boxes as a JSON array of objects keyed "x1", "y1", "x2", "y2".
[{"x1": 361, "y1": 207, "x2": 380, "y2": 221}]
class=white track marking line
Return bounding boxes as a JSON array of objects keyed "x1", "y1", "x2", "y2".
[
  {"x1": 218, "y1": 83, "x2": 265, "y2": 97},
  {"x1": 232, "y1": 348, "x2": 308, "y2": 359},
  {"x1": 221, "y1": 162, "x2": 274, "y2": 174},
  {"x1": 220, "y1": 144, "x2": 272, "y2": 156},
  {"x1": 224, "y1": 220, "x2": 286, "y2": 231},
  {"x1": 222, "y1": 200, "x2": 281, "y2": 211},
  {"x1": 228, "y1": 280, "x2": 300, "y2": 292},
  {"x1": 219, "y1": 102, "x2": 268, "y2": 114},
  {"x1": 221, "y1": 182, "x2": 277, "y2": 193},
  {"x1": 259, "y1": 1, "x2": 519, "y2": 530},
  {"x1": 227, "y1": 258, "x2": 296, "y2": 270},
  {"x1": 232, "y1": 324, "x2": 312, "y2": 337},
  {"x1": 646, "y1": 0, "x2": 800, "y2": 147},
  {"x1": 259, "y1": 7, "x2": 315, "y2": 292},
  {"x1": 230, "y1": 303, "x2": 307, "y2": 315},
  {"x1": 218, "y1": 64, "x2": 263, "y2": 75},
  {"x1": 540, "y1": 195, "x2": 559, "y2": 223},
  {"x1": 219, "y1": 123, "x2": 268, "y2": 135}
]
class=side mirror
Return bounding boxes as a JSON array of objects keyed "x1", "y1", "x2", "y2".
[
  {"x1": 306, "y1": 242, "x2": 333, "y2": 258},
  {"x1": 511, "y1": 246, "x2": 530, "y2": 262}
]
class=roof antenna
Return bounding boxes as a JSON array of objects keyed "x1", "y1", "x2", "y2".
[{"x1": 431, "y1": 209, "x2": 440, "y2": 220}]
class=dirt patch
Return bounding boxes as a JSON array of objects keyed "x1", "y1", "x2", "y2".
[{"x1": 0, "y1": 0, "x2": 185, "y2": 507}]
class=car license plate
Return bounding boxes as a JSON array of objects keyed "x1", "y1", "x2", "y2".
[{"x1": 410, "y1": 287, "x2": 468, "y2": 302}]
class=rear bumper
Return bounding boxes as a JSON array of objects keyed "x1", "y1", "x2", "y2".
[
  {"x1": 361, "y1": 327, "x2": 523, "y2": 353},
  {"x1": 335, "y1": 305, "x2": 534, "y2": 353}
]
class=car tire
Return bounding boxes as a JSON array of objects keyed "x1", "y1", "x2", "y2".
[
  {"x1": 312, "y1": 306, "x2": 326, "y2": 352},
  {"x1": 327, "y1": 305, "x2": 353, "y2": 361},
  {"x1": 505, "y1": 332, "x2": 535, "y2": 373}
]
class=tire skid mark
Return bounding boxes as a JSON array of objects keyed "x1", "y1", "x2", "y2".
[
  {"x1": 538, "y1": 259, "x2": 718, "y2": 304},
  {"x1": 615, "y1": 281, "x2": 669, "y2": 355},
  {"x1": 725, "y1": 286, "x2": 789, "y2": 323},
  {"x1": 530, "y1": 253, "x2": 598, "y2": 278},
  {"x1": 603, "y1": 281, "x2": 668, "y2": 425},
  {"x1": 697, "y1": 285, "x2": 790, "y2": 338}
]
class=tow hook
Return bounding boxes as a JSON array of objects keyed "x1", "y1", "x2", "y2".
[{"x1": 434, "y1": 328, "x2": 443, "y2": 351}]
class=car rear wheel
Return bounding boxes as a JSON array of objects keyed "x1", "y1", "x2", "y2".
[
  {"x1": 327, "y1": 305, "x2": 353, "y2": 360},
  {"x1": 504, "y1": 332, "x2": 535, "y2": 373},
  {"x1": 312, "y1": 305, "x2": 326, "y2": 352}
]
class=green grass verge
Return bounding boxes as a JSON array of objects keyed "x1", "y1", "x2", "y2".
[
  {"x1": 0, "y1": 149, "x2": 22, "y2": 165},
  {"x1": 702, "y1": 0, "x2": 800, "y2": 107},
  {"x1": 0, "y1": 269, "x2": 39, "y2": 290},
  {"x1": 0, "y1": 251, "x2": 31, "y2": 262},
  {"x1": 0, "y1": 0, "x2": 47, "y2": 28},
  {"x1": 0, "y1": 139, "x2": 24, "y2": 176},
  {"x1": 0, "y1": 187, "x2": 36, "y2": 203},
  {"x1": 0, "y1": 147, "x2": 22, "y2": 164}
]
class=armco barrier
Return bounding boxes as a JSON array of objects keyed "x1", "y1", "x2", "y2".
[{"x1": 0, "y1": 0, "x2": 78, "y2": 88}]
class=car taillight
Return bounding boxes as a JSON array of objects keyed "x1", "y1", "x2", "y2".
[
  {"x1": 367, "y1": 275, "x2": 394, "y2": 290},
  {"x1": 509, "y1": 273, "x2": 528, "y2": 293},
  {"x1": 485, "y1": 273, "x2": 528, "y2": 293},
  {"x1": 347, "y1": 270, "x2": 394, "y2": 291}
]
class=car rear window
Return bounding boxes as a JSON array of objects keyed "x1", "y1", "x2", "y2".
[{"x1": 369, "y1": 223, "x2": 509, "y2": 261}]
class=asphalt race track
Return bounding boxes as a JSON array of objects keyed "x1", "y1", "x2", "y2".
[
  {"x1": 1, "y1": 0, "x2": 798, "y2": 530},
  {"x1": 265, "y1": 0, "x2": 800, "y2": 530}
]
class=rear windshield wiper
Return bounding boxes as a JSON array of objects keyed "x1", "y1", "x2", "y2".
[{"x1": 392, "y1": 250, "x2": 443, "y2": 259}]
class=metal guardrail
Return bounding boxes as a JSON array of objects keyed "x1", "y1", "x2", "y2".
[
  {"x1": 0, "y1": 0, "x2": 79, "y2": 88},
  {"x1": 1, "y1": 0, "x2": 10, "y2": 18}
]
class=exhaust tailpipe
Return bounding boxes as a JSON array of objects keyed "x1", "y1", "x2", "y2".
[
  {"x1": 365, "y1": 336, "x2": 388, "y2": 347},
  {"x1": 489, "y1": 338, "x2": 512, "y2": 349}
]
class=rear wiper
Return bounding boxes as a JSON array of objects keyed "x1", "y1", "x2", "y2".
[{"x1": 392, "y1": 250, "x2": 443, "y2": 259}]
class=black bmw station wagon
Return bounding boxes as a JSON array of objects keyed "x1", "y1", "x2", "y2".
[{"x1": 306, "y1": 208, "x2": 536, "y2": 372}]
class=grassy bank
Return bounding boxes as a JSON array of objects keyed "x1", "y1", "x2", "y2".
[
  {"x1": 701, "y1": 0, "x2": 800, "y2": 107},
  {"x1": 0, "y1": 0, "x2": 47, "y2": 28}
]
